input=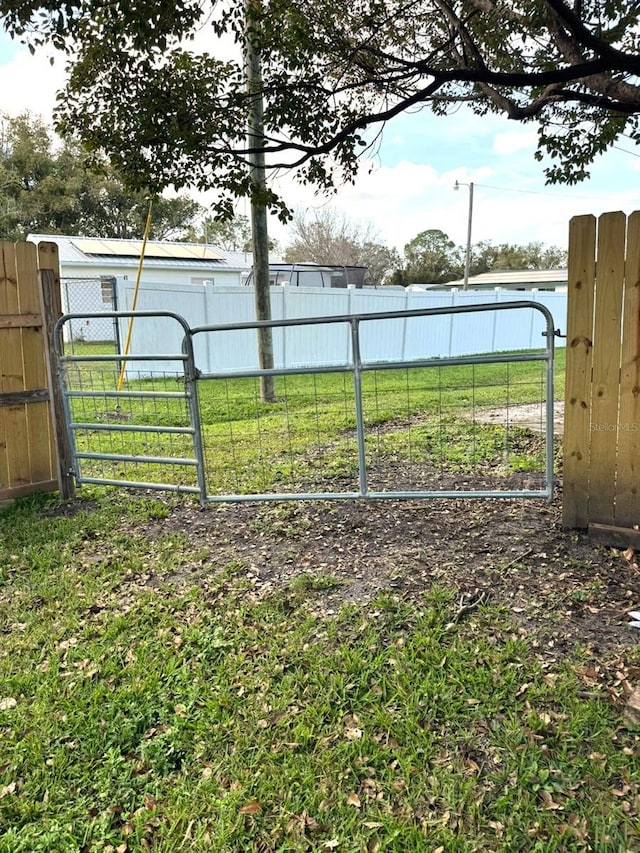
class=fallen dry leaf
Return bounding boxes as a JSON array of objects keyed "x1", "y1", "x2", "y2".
[
  {"x1": 557, "y1": 815, "x2": 589, "y2": 842},
  {"x1": 239, "y1": 800, "x2": 262, "y2": 815},
  {"x1": 0, "y1": 698, "x2": 17, "y2": 711},
  {"x1": 143, "y1": 793, "x2": 157, "y2": 811},
  {"x1": 346, "y1": 792, "x2": 361, "y2": 808},
  {"x1": 612, "y1": 785, "x2": 631, "y2": 797},
  {"x1": 623, "y1": 686, "x2": 640, "y2": 729},
  {"x1": 539, "y1": 790, "x2": 563, "y2": 810},
  {"x1": 345, "y1": 727, "x2": 363, "y2": 741}
]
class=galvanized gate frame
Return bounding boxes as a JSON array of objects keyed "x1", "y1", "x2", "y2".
[
  {"x1": 54, "y1": 311, "x2": 207, "y2": 499},
  {"x1": 54, "y1": 301, "x2": 557, "y2": 506}
]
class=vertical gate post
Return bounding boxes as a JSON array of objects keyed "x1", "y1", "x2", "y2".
[
  {"x1": 588, "y1": 212, "x2": 626, "y2": 525},
  {"x1": 617, "y1": 211, "x2": 640, "y2": 526},
  {"x1": 563, "y1": 215, "x2": 596, "y2": 528},
  {"x1": 182, "y1": 332, "x2": 208, "y2": 507},
  {"x1": 38, "y1": 245, "x2": 75, "y2": 500}
]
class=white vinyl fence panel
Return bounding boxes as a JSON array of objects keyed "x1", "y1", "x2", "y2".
[{"x1": 114, "y1": 278, "x2": 566, "y2": 375}]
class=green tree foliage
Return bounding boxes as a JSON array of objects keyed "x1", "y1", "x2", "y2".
[
  {"x1": 1, "y1": 1, "x2": 638, "y2": 214},
  {"x1": 0, "y1": 112, "x2": 203, "y2": 241},
  {"x1": 469, "y1": 240, "x2": 568, "y2": 276},
  {"x1": 402, "y1": 230, "x2": 462, "y2": 284},
  {"x1": 184, "y1": 215, "x2": 252, "y2": 251},
  {"x1": 184, "y1": 213, "x2": 280, "y2": 254},
  {"x1": 283, "y1": 209, "x2": 401, "y2": 284},
  {"x1": 400, "y1": 232, "x2": 567, "y2": 284}
]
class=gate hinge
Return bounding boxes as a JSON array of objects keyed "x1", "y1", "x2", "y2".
[{"x1": 542, "y1": 328, "x2": 566, "y2": 339}]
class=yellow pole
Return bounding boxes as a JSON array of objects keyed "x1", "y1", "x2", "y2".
[{"x1": 117, "y1": 201, "x2": 153, "y2": 391}]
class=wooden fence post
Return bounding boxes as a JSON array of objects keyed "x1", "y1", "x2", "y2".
[
  {"x1": 1, "y1": 240, "x2": 62, "y2": 503},
  {"x1": 562, "y1": 215, "x2": 596, "y2": 528},
  {"x1": 1, "y1": 242, "x2": 31, "y2": 491},
  {"x1": 38, "y1": 244, "x2": 75, "y2": 500},
  {"x1": 617, "y1": 211, "x2": 640, "y2": 526},
  {"x1": 564, "y1": 209, "x2": 640, "y2": 532},
  {"x1": 589, "y1": 212, "x2": 626, "y2": 526}
]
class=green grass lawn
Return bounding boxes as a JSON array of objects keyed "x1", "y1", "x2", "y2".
[
  {"x1": 60, "y1": 346, "x2": 565, "y2": 496},
  {"x1": 0, "y1": 487, "x2": 638, "y2": 852}
]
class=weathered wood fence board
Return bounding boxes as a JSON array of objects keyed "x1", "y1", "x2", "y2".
[
  {"x1": 563, "y1": 210, "x2": 640, "y2": 529},
  {"x1": 617, "y1": 212, "x2": 640, "y2": 525},
  {"x1": 19, "y1": 242, "x2": 52, "y2": 488},
  {"x1": 562, "y1": 215, "x2": 596, "y2": 528},
  {"x1": 0, "y1": 242, "x2": 31, "y2": 492},
  {"x1": 589, "y1": 212, "x2": 626, "y2": 525},
  {"x1": 0, "y1": 240, "x2": 67, "y2": 503}
]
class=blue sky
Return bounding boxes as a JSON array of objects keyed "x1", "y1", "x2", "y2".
[
  {"x1": 0, "y1": 31, "x2": 20, "y2": 62},
  {"x1": 1, "y1": 29, "x2": 638, "y2": 254}
]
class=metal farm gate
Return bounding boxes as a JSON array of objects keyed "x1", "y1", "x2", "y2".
[
  {"x1": 54, "y1": 312, "x2": 206, "y2": 497},
  {"x1": 54, "y1": 302, "x2": 557, "y2": 505}
]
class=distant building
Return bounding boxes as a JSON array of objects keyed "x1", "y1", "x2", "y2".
[
  {"x1": 28, "y1": 234, "x2": 253, "y2": 287},
  {"x1": 407, "y1": 269, "x2": 568, "y2": 292},
  {"x1": 27, "y1": 234, "x2": 260, "y2": 343}
]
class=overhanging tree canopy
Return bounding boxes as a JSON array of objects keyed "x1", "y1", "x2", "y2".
[
  {"x1": 2, "y1": 0, "x2": 639, "y2": 214},
  {"x1": 0, "y1": 111, "x2": 204, "y2": 240}
]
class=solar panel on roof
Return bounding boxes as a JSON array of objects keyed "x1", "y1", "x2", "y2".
[
  {"x1": 151, "y1": 244, "x2": 224, "y2": 260},
  {"x1": 70, "y1": 238, "x2": 224, "y2": 261},
  {"x1": 143, "y1": 245, "x2": 174, "y2": 258},
  {"x1": 71, "y1": 238, "x2": 112, "y2": 254}
]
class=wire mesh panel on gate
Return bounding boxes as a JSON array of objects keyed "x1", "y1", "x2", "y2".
[
  {"x1": 192, "y1": 302, "x2": 556, "y2": 502},
  {"x1": 60, "y1": 278, "x2": 120, "y2": 352},
  {"x1": 57, "y1": 312, "x2": 204, "y2": 498}
]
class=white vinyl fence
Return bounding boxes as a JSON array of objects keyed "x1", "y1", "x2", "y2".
[{"x1": 113, "y1": 278, "x2": 566, "y2": 374}]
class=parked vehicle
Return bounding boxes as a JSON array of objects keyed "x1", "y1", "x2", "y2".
[{"x1": 244, "y1": 262, "x2": 367, "y2": 288}]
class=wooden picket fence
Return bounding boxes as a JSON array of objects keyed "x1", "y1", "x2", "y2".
[
  {"x1": 0, "y1": 241, "x2": 72, "y2": 504},
  {"x1": 563, "y1": 210, "x2": 640, "y2": 534}
]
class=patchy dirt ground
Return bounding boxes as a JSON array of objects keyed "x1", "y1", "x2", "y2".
[
  {"x1": 122, "y1": 484, "x2": 640, "y2": 668},
  {"x1": 475, "y1": 401, "x2": 565, "y2": 434}
]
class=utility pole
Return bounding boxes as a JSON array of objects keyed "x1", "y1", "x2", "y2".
[
  {"x1": 245, "y1": 0, "x2": 275, "y2": 402},
  {"x1": 454, "y1": 180, "x2": 474, "y2": 290}
]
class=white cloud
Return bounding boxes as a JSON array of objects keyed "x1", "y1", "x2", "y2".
[
  {"x1": 493, "y1": 129, "x2": 538, "y2": 156},
  {"x1": 0, "y1": 49, "x2": 67, "y2": 119},
  {"x1": 265, "y1": 152, "x2": 639, "y2": 256}
]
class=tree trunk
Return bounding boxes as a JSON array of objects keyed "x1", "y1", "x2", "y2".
[{"x1": 245, "y1": 0, "x2": 275, "y2": 402}]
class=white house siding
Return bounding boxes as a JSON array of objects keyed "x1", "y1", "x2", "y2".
[
  {"x1": 58, "y1": 261, "x2": 243, "y2": 287},
  {"x1": 27, "y1": 235, "x2": 248, "y2": 342}
]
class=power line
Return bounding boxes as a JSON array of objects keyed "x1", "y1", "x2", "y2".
[
  {"x1": 473, "y1": 181, "x2": 633, "y2": 203},
  {"x1": 613, "y1": 144, "x2": 640, "y2": 159}
]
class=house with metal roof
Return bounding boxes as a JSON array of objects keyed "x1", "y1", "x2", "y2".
[
  {"x1": 28, "y1": 234, "x2": 253, "y2": 286},
  {"x1": 27, "y1": 234, "x2": 256, "y2": 342},
  {"x1": 407, "y1": 269, "x2": 568, "y2": 292}
]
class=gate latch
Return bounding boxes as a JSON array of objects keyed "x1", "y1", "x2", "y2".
[{"x1": 542, "y1": 328, "x2": 566, "y2": 339}]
